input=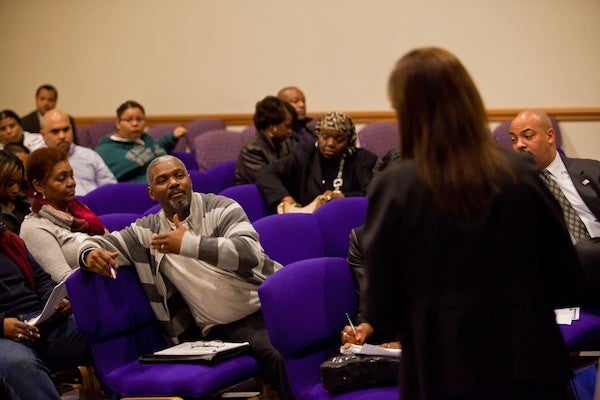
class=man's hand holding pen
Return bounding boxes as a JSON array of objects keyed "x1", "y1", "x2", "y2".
[{"x1": 85, "y1": 248, "x2": 120, "y2": 279}]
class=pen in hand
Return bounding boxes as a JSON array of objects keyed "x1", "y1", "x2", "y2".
[
  {"x1": 109, "y1": 264, "x2": 117, "y2": 279},
  {"x1": 345, "y1": 313, "x2": 357, "y2": 335}
]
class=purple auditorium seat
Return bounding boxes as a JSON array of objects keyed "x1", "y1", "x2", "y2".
[
  {"x1": 88, "y1": 120, "x2": 116, "y2": 148},
  {"x1": 74, "y1": 124, "x2": 91, "y2": 148},
  {"x1": 66, "y1": 267, "x2": 262, "y2": 398},
  {"x1": 258, "y1": 257, "x2": 400, "y2": 399},
  {"x1": 192, "y1": 129, "x2": 251, "y2": 171},
  {"x1": 185, "y1": 118, "x2": 226, "y2": 153},
  {"x1": 219, "y1": 184, "x2": 269, "y2": 223},
  {"x1": 172, "y1": 150, "x2": 199, "y2": 171},
  {"x1": 205, "y1": 161, "x2": 236, "y2": 193},
  {"x1": 79, "y1": 182, "x2": 157, "y2": 215},
  {"x1": 145, "y1": 123, "x2": 186, "y2": 151},
  {"x1": 559, "y1": 309, "x2": 600, "y2": 351},
  {"x1": 253, "y1": 213, "x2": 325, "y2": 266},
  {"x1": 356, "y1": 122, "x2": 399, "y2": 159},
  {"x1": 188, "y1": 170, "x2": 215, "y2": 194},
  {"x1": 98, "y1": 212, "x2": 142, "y2": 232},
  {"x1": 313, "y1": 197, "x2": 368, "y2": 259}
]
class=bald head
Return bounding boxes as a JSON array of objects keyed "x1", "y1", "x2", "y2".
[
  {"x1": 509, "y1": 109, "x2": 557, "y2": 169},
  {"x1": 41, "y1": 109, "x2": 73, "y2": 154},
  {"x1": 277, "y1": 86, "x2": 307, "y2": 120}
]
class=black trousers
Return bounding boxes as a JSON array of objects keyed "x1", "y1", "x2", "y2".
[{"x1": 207, "y1": 311, "x2": 295, "y2": 400}]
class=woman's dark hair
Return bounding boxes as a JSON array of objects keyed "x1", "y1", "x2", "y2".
[
  {"x1": 253, "y1": 96, "x2": 294, "y2": 130},
  {"x1": 0, "y1": 110, "x2": 23, "y2": 127},
  {"x1": 26, "y1": 147, "x2": 68, "y2": 185},
  {"x1": 116, "y1": 100, "x2": 146, "y2": 119},
  {"x1": 388, "y1": 47, "x2": 513, "y2": 216},
  {"x1": 0, "y1": 150, "x2": 24, "y2": 189}
]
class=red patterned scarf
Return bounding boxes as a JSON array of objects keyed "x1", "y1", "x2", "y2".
[
  {"x1": 31, "y1": 194, "x2": 105, "y2": 235},
  {"x1": 0, "y1": 226, "x2": 36, "y2": 292}
]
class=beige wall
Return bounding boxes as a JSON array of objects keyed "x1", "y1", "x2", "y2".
[{"x1": 1, "y1": 0, "x2": 599, "y2": 158}]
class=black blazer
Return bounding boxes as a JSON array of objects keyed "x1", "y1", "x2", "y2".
[
  {"x1": 20, "y1": 111, "x2": 40, "y2": 133},
  {"x1": 363, "y1": 149, "x2": 582, "y2": 399},
  {"x1": 562, "y1": 154, "x2": 600, "y2": 221}
]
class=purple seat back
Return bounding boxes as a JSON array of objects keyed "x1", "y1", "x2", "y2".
[
  {"x1": 66, "y1": 268, "x2": 165, "y2": 376},
  {"x1": 559, "y1": 309, "x2": 600, "y2": 351},
  {"x1": 259, "y1": 257, "x2": 398, "y2": 398},
  {"x1": 188, "y1": 170, "x2": 214, "y2": 194},
  {"x1": 205, "y1": 161, "x2": 236, "y2": 193},
  {"x1": 79, "y1": 182, "x2": 157, "y2": 215},
  {"x1": 172, "y1": 150, "x2": 199, "y2": 171},
  {"x1": 314, "y1": 197, "x2": 368, "y2": 258},
  {"x1": 219, "y1": 184, "x2": 269, "y2": 222},
  {"x1": 146, "y1": 123, "x2": 187, "y2": 151},
  {"x1": 66, "y1": 267, "x2": 262, "y2": 398},
  {"x1": 98, "y1": 212, "x2": 142, "y2": 232},
  {"x1": 88, "y1": 120, "x2": 116, "y2": 148},
  {"x1": 192, "y1": 129, "x2": 249, "y2": 171},
  {"x1": 357, "y1": 122, "x2": 399, "y2": 159},
  {"x1": 253, "y1": 213, "x2": 325, "y2": 266},
  {"x1": 185, "y1": 118, "x2": 226, "y2": 152},
  {"x1": 74, "y1": 124, "x2": 91, "y2": 148}
]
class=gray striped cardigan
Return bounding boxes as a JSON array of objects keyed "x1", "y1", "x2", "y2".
[{"x1": 78, "y1": 192, "x2": 281, "y2": 344}]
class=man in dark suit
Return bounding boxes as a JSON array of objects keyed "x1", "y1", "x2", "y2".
[
  {"x1": 510, "y1": 109, "x2": 600, "y2": 298},
  {"x1": 21, "y1": 84, "x2": 58, "y2": 133}
]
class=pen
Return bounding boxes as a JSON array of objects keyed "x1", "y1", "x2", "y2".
[
  {"x1": 109, "y1": 264, "x2": 117, "y2": 279},
  {"x1": 345, "y1": 313, "x2": 357, "y2": 335}
]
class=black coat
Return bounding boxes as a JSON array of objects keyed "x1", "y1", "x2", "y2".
[
  {"x1": 363, "y1": 149, "x2": 582, "y2": 399},
  {"x1": 256, "y1": 142, "x2": 377, "y2": 210}
]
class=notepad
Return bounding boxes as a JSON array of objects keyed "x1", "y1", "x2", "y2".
[
  {"x1": 340, "y1": 343, "x2": 402, "y2": 357},
  {"x1": 139, "y1": 340, "x2": 250, "y2": 364},
  {"x1": 27, "y1": 279, "x2": 67, "y2": 326}
]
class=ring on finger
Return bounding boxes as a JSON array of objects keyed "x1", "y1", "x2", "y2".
[
  {"x1": 17, "y1": 333, "x2": 23, "y2": 340},
  {"x1": 161, "y1": 243, "x2": 165, "y2": 250}
]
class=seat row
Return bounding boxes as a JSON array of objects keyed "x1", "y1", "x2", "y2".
[{"x1": 66, "y1": 195, "x2": 401, "y2": 398}]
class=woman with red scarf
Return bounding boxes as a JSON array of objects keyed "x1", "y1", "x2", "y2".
[
  {"x1": 0, "y1": 223, "x2": 91, "y2": 399},
  {"x1": 20, "y1": 147, "x2": 106, "y2": 283}
]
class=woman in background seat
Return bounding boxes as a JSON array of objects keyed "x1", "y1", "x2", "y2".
[
  {"x1": 0, "y1": 150, "x2": 30, "y2": 234},
  {"x1": 234, "y1": 95, "x2": 294, "y2": 185}
]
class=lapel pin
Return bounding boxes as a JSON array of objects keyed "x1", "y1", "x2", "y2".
[{"x1": 582, "y1": 179, "x2": 590, "y2": 186}]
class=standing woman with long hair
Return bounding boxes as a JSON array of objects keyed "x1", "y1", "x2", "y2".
[{"x1": 362, "y1": 47, "x2": 582, "y2": 399}]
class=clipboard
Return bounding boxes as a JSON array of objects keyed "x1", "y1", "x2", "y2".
[
  {"x1": 139, "y1": 341, "x2": 250, "y2": 364},
  {"x1": 26, "y1": 279, "x2": 67, "y2": 326}
]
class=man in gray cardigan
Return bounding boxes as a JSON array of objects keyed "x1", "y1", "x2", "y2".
[{"x1": 78, "y1": 155, "x2": 294, "y2": 399}]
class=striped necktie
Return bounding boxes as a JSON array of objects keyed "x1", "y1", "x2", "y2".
[{"x1": 540, "y1": 170, "x2": 590, "y2": 243}]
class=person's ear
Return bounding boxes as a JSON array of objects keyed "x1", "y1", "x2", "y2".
[{"x1": 147, "y1": 186, "x2": 156, "y2": 201}]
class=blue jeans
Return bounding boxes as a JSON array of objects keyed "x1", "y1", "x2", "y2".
[{"x1": 0, "y1": 314, "x2": 91, "y2": 400}]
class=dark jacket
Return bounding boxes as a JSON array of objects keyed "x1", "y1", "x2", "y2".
[
  {"x1": 234, "y1": 130, "x2": 294, "y2": 185},
  {"x1": 256, "y1": 142, "x2": 377, "y2": 210},
  {"x1": 363, "y1": 149, "x2": 582, "y2": 399},
  {"x1": 20, "y1": 111, "x2": 40, "y2": 133},
  {"x1": 1, "y1": 196, "x2": 31, "y2": 234},
  {"x1": 0, "y1": 230, "x2": 56, "y2": 334},
  {"x1": 562, "y1": 154, "x2": 600, "y2": 220}
]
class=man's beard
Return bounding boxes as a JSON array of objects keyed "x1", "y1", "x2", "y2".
[{"x1": 169, "y1": 195, "x2": 190, "y2": 211}]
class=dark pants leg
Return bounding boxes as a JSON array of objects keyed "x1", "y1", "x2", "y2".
[
  {"x1": 207, "y1": 311, "x2": 296, "y2": 400},
  {"x1": 575, "y1": 237, "x2": 600, "y2": 308}
]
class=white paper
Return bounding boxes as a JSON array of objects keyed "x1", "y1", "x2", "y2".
[
  {"x1": 340, "y1": 343, "x2": 402, "y2": 357},
  {"x1": 27, "y1": 280, "x2": 67, "y2": 326},
  {"x1": 555, "y1": 307, "x2": 580, "y2": 325},
  {"x1": 153, "y1": 341, "x2": 249, "y2": 356}
]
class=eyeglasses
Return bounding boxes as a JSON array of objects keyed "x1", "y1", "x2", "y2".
[{"x1": 119, "y1": 117, "x2": 145, "y2": 123}]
